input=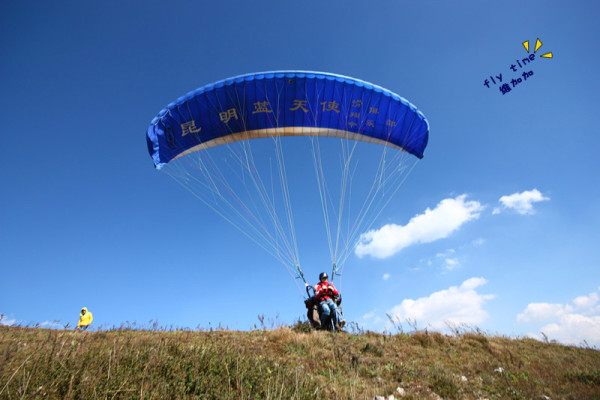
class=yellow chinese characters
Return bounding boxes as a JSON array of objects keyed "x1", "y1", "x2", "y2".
[
  {"x1": 351, "y1": 99, "x2": 362, "y2": 108},
  {"x1": 290, "y1": 100, "x2": 309, "y2": 112},
  {"x1": 220, "y1": 108, "x2": 238, "y2": 124},
  {"x1": 252, "y1": 101, "x2": 273, "y2": 114},
  {"x1": 320, "y1": 101, "x2": 340, "y2": 113},
  {"x1": 181, "y1": 121, "x2": 201, "y2": 136}
]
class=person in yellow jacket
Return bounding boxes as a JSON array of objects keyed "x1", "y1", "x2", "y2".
[{"x1": 75, "y1": 307, "x2": 93, "y2": 331}]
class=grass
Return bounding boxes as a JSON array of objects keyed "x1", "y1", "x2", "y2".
[{"x1": 1, "y1": 322, "x2": 599, "y2": 399}]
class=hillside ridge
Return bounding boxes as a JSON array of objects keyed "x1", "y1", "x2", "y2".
[{"x1": 1, "y1": 325, "x2": 599, "y2": 399}]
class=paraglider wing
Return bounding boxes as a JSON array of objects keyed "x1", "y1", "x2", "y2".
[
  {"x1": 145, "y1": 71, "x2": 429, "y2": 293},
  {"x1": 146, "y1": 71, "x2": 429, "y2": 169}
]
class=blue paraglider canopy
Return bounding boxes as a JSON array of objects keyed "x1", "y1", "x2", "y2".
[{"x1": 147, "y1": 71, "x2": 429, "y2": 169}]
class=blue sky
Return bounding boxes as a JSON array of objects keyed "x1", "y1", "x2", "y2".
[{"x1": 1, "y1": 1, "x2": 599, "y2": 346}]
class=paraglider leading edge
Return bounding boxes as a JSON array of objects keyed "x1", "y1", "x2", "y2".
[{"x1": 146, "y1": 70, "x2": 430, "y2": 169}]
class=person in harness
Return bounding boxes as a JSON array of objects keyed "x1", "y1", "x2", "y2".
[{"x1": 312, "y1": 272, "x2": 345, "y2": 331}]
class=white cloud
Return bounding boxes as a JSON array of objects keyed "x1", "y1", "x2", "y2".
[
  {"x1": 355, "y1": 195, "x2": 483, "y2": 258},
  {"x1": 387, "y1": 277, "x2": 494, "y2": 330},
  {"x1": 517, "y1": 288, "x2": 600, "y2": 346},
  {"x1": 472, "y1": 238, "x2": 485, "y2": 246},
  {"x1": 493, "y1": 189, "x2": 549, "y2": 215},
  {"x1": 0, "y1": 314, "x2": 17, "y2": 326},
  {"x1": 422, "y1": 241, "x2": 483, "y2": 272},
  {"x1": 40, "y1": 321, "x2": 65, "y2": 329},
  {"x1": 382, "y1": 273, "x2": 390, "y2": 280},
  {"x1": 539, "y1": 315, "x2": 600, "y2": 347},
  {"x1": 362, "y1": 311, "x2": 376, "y2": 320},
  {"x1": 362, "y1": 311, "x2": 384, "y2": 325},
  {"x1": 0, "y1": 315, "x2": 65, "y2": 329},
  {"x1": 435, "y1": 249, "x2": 456, "y2": 258},
  {"x1": 517, "y1": 303, "x2": 568, "y2": 322},
  {"x1": 573, "y1": 292, "x2": 599, "y2": 309},
  {"x1": 443, "y1": 258, "x2": 460, "y2": 271}
]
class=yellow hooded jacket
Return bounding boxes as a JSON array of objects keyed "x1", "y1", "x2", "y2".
[{"x1": 77, "y1": 307, "x2": 93, "y2": 328}]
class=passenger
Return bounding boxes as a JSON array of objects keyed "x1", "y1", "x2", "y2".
[{"x1": 314, "y1": 272, "x2": 345, "y2": 330}]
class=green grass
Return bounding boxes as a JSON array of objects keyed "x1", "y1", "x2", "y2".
[{"x1": 1, "y1": 324, "x2": 599, "y2": 399}]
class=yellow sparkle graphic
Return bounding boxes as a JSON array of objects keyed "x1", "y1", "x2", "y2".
[{"x1": 523, "y1": 38, "x2": 553, "y2": 59}]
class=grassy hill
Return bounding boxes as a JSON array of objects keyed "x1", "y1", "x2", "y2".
[{"x1": 1, "y1": 323, "x2": 599, "y2": 399}]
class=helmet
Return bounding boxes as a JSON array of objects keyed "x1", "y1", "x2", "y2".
[{"x1": 319, "y1": 272, "x2": 328, "y2": 280}]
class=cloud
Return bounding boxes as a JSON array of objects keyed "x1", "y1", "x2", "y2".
[
  {"x1": 539, "y1": 315, "x2": 600, "y2": 346},
  {"x1": 355, "y1": 195, "x2": 483, "y2": 258},
  {"x1": 435, "y1": 249, "x2": 456, "y2": 258},
  {"x1": 423, "y1": 241, "x2": 483, "y2": 272},
  {"x1": 573, "y1": 292, "x2": 599, "y2": 309},
  {"x1": 443, "y1": 258, "x2": 460, "y2": 271},
  {"x1": 362, "y1": 310, "x2": 384, "y2": 325},
  {"x1": 493, "y1": 189, "x2": 549, "y2": 215},
  {"x1": 40, "y1": 321, "x2": 65, "y2": 329},
  {"x1": 362, "y1": 311, "x2": 376, "y2": 320},
  {"x1": 382, "y1": 273, "x2": 390, "y2": 280},
  {"x1": 0, "y1": 314, "x2": 17, "y2": 326},
  {"x1": 517, "y1": 303, "x2": 569, "y2": 322},
  {"x1": 517, "y1": 288, "x2": 600, "y2": 346},
  {"x1": 0, "y1": 314, "x2": 65, "y2": 329},
  {"x1": 387, "y1": 277, "x2": 494, "y2": 330}
]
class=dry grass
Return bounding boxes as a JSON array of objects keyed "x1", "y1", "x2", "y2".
[{"x1": 1, "y1": 324, "x2": 599, "y2": 399}]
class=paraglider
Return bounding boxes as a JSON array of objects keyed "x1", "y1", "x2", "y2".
[{"x1": 146, "y1": 71, "x2": 429, "y2": 312}]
